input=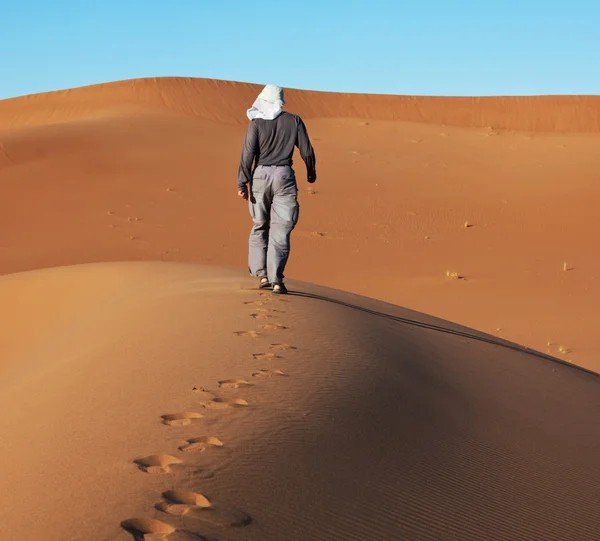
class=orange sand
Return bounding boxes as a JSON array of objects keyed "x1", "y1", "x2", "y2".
[{"x1": 1, "y1": 78, "x2": 599, "y2": 540}]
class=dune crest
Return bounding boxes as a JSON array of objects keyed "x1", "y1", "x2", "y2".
[{"x1": 2, "y1": 76, "x2": 600, "y2": 131}]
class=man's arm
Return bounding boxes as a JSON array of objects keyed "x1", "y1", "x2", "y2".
[
  {"x1": 297, "y1": 117, "x2": 317, "y2": 183},
  {"x1": 238, "y1": 121, "x2": 259, "y2": 191}
]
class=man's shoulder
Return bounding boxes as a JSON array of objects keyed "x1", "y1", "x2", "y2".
[
  {"x1": 278, "y1": 112, "x2": 307, "y2": 131},
  {"x1": 278, "y1": 111, "x2": 302, "y2": 123}
]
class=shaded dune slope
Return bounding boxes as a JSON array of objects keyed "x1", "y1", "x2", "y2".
[
  {"x1": 0, "y1": 263, "x2": 598, "y2": 540},
  {"x1": 1, "y1": 77, "x2": 600, "y2": 131}
]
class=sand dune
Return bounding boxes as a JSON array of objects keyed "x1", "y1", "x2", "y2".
[
  {"x1": 1, "y1": 78, "x2": 599, "y2": 370},
  {"x1": 0, "y1": 262, "x2": 598, "y2": 541},
  {"x1": 1, "y1": 76, "x2": 600, "y2": 130},
  {"x1": 1, "y1": 78, "x2": 600, "y2": 539}
]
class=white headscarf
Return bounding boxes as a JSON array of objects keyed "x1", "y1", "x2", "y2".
[{"x1": 247, "y1": 85, "x2": 285, "y2": 120}]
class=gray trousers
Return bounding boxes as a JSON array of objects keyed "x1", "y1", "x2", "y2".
[{"x1": 248, "y1": 165, "x2": 299, "y2": 284}]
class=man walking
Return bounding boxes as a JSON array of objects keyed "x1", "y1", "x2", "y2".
[{"x1": 238, "y1": 85, "x2": 317, "y2": 294}]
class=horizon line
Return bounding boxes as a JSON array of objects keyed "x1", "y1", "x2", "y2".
[{"x1": 2, "y1": 75, "x2": 600, "y2": 102}]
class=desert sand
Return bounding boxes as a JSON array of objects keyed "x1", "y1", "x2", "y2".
[{"x1": 1, "y1": 78, "x2": 599, "y2": 540}]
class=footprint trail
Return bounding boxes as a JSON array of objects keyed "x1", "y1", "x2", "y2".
[{"x1": 124, "y1": 291, "x2": 297, "y2": 536}]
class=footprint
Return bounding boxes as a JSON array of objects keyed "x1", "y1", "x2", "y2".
[
  {"x1": 255, "y1": 307, "x2": 286, "y2": 315},
  {"x1": 187, "y1": 506, "x2": 253, "y2": 528},
  {"x1": 134, "y1": 454, "x2": 182, "y2": 474},
  {"x1": 121, "y1": 518, "x2": 176, "y2": 539},
  {"x1": 202, "y1": 397, "x2": 248, "y2": 409},
  {"x1": 155, "y1": 501, "x2": 191, "y2": 516},
  {"x1": 252, "y1": 369, "x2": 286, "y2": 378},
  {"x1": 234, "y1": 330, "x2": 260, "y2": 338},
  {"x1": 218, "y1": 379, "x2": 252, "y2": 389},
  {"x1": 262, "y1": 323, "x2": 288, "y2": 331},
  {"x1": 155, "y1": 490, "x2": 211, "y2": 521},
  {"x1": 243, "y1": 300, "x2": 267, "y2": 306},
  {"x1": 250, "y1": 313, "x2": 272, "y2": 320},
  {"x1": 163, "y1": 489, "x2": 212, "y2": 508},
  {"x1": 161, "y1": 412, "x2": 203, "y2": 426},
  {"x1": 156, "y1": 502, "x2": 253, "y2": 529},
  {"x1": 269, "y1": 343, "x2": 296, "y2": 351},
  {"x1": 179, "y1": 436, "x2": 224, "y2": 452},
  {"x1": 252, "y1": 352, "x2": 279, "y2": 361}
]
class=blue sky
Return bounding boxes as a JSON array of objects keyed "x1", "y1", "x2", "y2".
[{"x1": 1, "y1": 0, "x2": 598, "y2": 99}]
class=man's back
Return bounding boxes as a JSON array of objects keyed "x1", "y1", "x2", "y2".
[
  {"x1": 253, "y1": 112, "x2": 307, "y2": 167},
  {"x1": 238, "y1": 111, "x2": 316, "y2": 189}
]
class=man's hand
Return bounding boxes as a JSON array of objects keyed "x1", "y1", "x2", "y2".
[{"x1": 238, "y1": 187, "x2": 248, "y2": 200}]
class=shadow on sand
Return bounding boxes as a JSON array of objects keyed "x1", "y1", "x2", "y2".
[{"x1": 288, "y1": 290, "x2": 598, "y2": 377}]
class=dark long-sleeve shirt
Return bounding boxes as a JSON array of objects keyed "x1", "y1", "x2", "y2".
[{"x1": 238, "y1": 112, "x2": 316, "y2": 189}]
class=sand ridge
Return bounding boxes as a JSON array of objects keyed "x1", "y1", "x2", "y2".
[
  {"x1": 2, "y1": 77, "x2": 600, "y2": 539},
  {"x1": 2, "y1": 76, "x2": 600, "y2": 131}
]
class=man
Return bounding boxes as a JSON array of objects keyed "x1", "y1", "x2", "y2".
[{"x1": 238, "y1": 85, "x2": 317, "y2": 294}]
